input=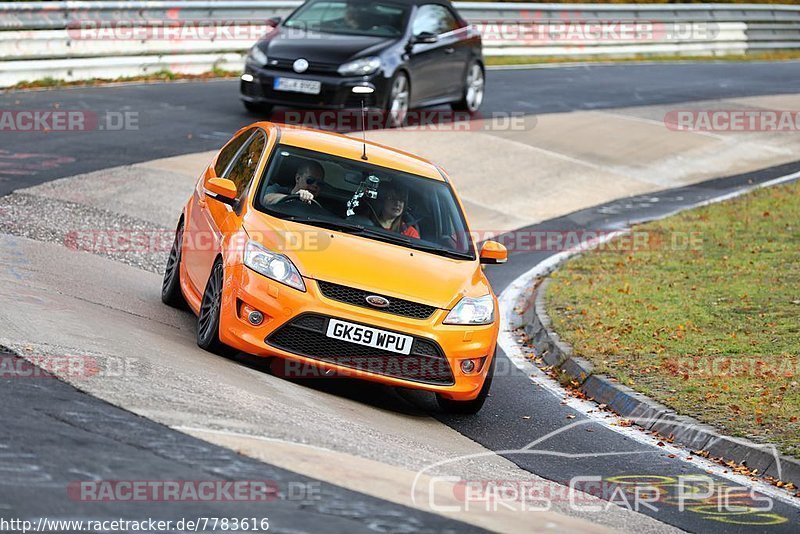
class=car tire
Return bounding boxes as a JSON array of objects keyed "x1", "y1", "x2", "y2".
[
  {"x1": 243, "y1": 101, "x2": 274, "y2": 115},
  {"x1": 451, "y1": 61, "x2": 485, "y2": 114},
  {"x1": 385, "y1": 72, "x2": 410, "y2": 127},
  {"x1": 436, "y1": 349, "x2": 496, "y2": 414},
  {"x1": 161, "y1": 222, "x2": 186, "y2": 308},
  {"x1": 196, "y1": 258, "x2": 229, "y2": 354}
]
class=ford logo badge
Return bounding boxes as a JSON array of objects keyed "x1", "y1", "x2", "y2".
[{"x1": 365, "y1": 295, "x2": 390, "y2": 308}]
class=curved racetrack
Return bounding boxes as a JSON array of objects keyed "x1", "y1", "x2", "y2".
[{"x1": 2, "y1": 61, "x2": 800, "y2": 533}]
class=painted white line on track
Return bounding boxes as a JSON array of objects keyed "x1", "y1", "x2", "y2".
[
  {"x1": 496, "y1": 169, "x2": 800, "y2": 508},
  {"x1": 174, "y1": 425, "x2": 345, "y2": 453}
]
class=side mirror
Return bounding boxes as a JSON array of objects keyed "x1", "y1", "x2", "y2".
[
  {"x1": 479, "y1": 240, "x2": 507, "y2": 265},
  {"x1": 205, "y1": 177, "x2": 238, "y2": 205},
  {"x1": 412, "y1": 31, "x2": 438, "y2": 45},
  {"x1": 268, "y1": 16, "x2": 282, "y2": 26}
]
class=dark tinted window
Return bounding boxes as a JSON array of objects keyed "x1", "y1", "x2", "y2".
[
  {"x1": 225, "y1": 130, "x2": 267, "y2": 202},
  {"x1": 412, "y1": 4, "x2": 458, "y2": 36},
  {"x1": 284, "y1": 0, "x2": 409, "y2": 38},
  {"x1": 214, "y1": 128, "x2": 254, "y2": 177}
]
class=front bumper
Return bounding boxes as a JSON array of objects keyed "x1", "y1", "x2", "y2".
[
  {"x1": 218, "y1": 263, "x2": 498, "y2": 401},
  {"x1": 240, "y1": 62, "x2": 390, "y2": 110}
]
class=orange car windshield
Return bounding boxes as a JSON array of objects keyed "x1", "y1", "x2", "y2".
[{"x1": 254, "y1": 144, "x2": 475, "y2": 260}]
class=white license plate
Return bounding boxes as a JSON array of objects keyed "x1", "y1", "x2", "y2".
[
  {"x1": 273, "y1": 77, "x2": 321, "y2": 95},
  {"x1": 326, "y1": 319, "x2": 413, "y2": 355}
]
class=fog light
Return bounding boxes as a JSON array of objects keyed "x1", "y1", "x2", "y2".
[
  {"x1": 241, "y1": 73, "x2": 254, "y2": 82},
  {"x1": 460, "y1": 359, "x2": 476, "y2": 374},
  {"x1": 240, "y1": 302, "x2": 265, "y2": 326},
  {"x1": 248, "y1": 310, "x2": 264, "y2": 326}
]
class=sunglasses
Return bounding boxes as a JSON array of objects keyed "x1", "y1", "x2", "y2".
[{"x1": 305, "y1": 177, "x2": 321, "y2": 186}]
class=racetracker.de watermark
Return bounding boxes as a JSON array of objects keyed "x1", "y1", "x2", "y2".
[
  {"x1": 63, "y1": 229, "x2": 335, "y2": 254},
  {"x1": 267, "y1": 109, "x2": 532, "y2": 132},
  {"x1": 67, "y1": 480, "x2": 320, "y2": 502},
  {"x1": 0, "y1": 353, "x2": 139, "y2": 380},
  {"x1": 63, "y1": 229, "x2": 704, "y2": 255},
  {"x1": 665, "y1": 109, "x2": 800, "y2": 132},
  {"x1": 474, "y1": 20, "x2": 718, "y2": 43},
  {"x1": 482, "y1": 229, "x2": 703, "y2": 253},
  {"x1": 65, "y1": 17, "x2": 717, "y2": 43},
  {"x1": 67, "y1": 20, "x2": 278, "y2": 41},
  {"x1": 0, "y1": 110, "x2": 139, "y2": 132},
  {"x1": 661, "y1": 356, "x2": 800, "y2": 379}
]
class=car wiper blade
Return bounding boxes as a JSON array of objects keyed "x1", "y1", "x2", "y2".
[
  {"x1": 284, "y1": 216, "x2": 366, "y2": 233},
  {"x1": 284, "y1": 219, "x2": 473, "y2": 259},
  {"x1": 354, "y1": 227, "x2": 415, "y2": 245},
  {"x1": 405, "y1": 242, "x2": 474, "y2": 260},
  {"x1": 356, "y1": 228, "x2": 473, "y2": 259}
]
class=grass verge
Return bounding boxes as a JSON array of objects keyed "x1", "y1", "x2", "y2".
[
  {"x1": 545, "y1": 180, "x2": 800, "y2": 457},
  {"x1": 485, "y1": 50, "x2": 800, "y2": 66},
  {"x1": 7, "y1": 68, "x2": 238, "y2": 91}
]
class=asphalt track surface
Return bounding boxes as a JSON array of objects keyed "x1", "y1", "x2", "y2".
[
  {"x1": 2, "y1": 61, "x2": 800, "y2": 195},
  {"x1": 3, "y1": 62, "x2": 800, "y2": 532},
  {"x1": 0, "y1": 349, "x2": 475, "y2": 533}
]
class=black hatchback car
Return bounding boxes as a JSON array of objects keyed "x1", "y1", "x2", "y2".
[{"x1": 240, "y1": 0, "x2": 484, "y2": 122}]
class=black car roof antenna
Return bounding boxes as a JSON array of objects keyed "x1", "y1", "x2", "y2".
[
  {"x1": 352, "y1": 85, "x2": 374, "y2": 160},
  {"x1": 360, "y1": 99, "x2": 368, "y2": 160}
]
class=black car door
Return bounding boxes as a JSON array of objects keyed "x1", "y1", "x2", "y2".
[{"x1": 406, "y1": 4, "x2": 467, "y2": 105}]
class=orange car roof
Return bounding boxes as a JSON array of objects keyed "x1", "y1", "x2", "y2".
[{"x1": 255, "y1": 122, "x2": 446, "y2": 182}]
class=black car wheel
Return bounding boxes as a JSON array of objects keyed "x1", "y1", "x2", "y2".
[
  {"x1": 161, "y1": 222, "x2": 186, "y2": 308},
  {"x1": 436, "y1": 349, "x2": 496, "y2": 414},
  {"x1": 385, "y1": 72, "x2": 410, "y2": 127},
  {"x1": 244, "y1": 101, "x2": 274, "y2": 115},
  {"x1": 197, "y1": 259, "x2": 228, "y2": 354},
  {"x1": 452, "y1": 61, "x2": 485, "y2": 114}
]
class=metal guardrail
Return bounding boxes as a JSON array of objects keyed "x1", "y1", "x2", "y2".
[{"x1": 1, "y1": 2, "x2": 799, "y2": 87}]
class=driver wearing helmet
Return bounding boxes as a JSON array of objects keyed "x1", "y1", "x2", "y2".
[{"x1": 263, "y1": 160, "x2": 325, "y2": 204}]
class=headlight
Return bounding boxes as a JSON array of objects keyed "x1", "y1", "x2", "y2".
[
  {"x1": 247, "y1": 46, "x2": 268, "y2": 66},
  {"x1": 443, "y1": 295, "x2": 495, "y2": 325},
  {"x1": 338, "y1": 56, "x2": 381, "y2": 76},
  {"x1": 244, "y1": 240, "x2": 305, "y2": 292}
]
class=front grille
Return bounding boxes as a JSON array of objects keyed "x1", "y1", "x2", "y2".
[
  {"x1": 241, "y1": 81, "x2": 262, "y2": 97},
  {"x1": 317, "y1": 280, "x2": 437, "y2": 320},
  {"x1": 267, "y1": 58, "x2": 339, "y2": 75},
  {"x1": 266, "y1": 314, "x2": 454, "y2": 385}
]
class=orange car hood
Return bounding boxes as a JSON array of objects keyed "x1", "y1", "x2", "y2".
[{"x1": 243, "y1": 214, "x2": 488, "y2": 310}]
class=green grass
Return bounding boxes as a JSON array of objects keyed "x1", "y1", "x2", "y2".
[
  {"x1": 9, "y1": 68, "x2": 238, "y2": 91},
  {"x1": 545, "y1": 180, "x2": 800, "y2": 457},
  {"x1": 485, "y1": 50, "x2": 800, "y2": 66}
]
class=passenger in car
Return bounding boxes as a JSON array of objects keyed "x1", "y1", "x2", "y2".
[
  {"x1": 263, "y1": 160, "x2": 325, "y2": 204},
  {"x1": 370, "y1": 183, "x2": 420, "y2": 238}
]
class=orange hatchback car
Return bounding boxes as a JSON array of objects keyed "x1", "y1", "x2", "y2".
[{"x1": 162, "y1": 122, "x2": 507, "y2": 413}]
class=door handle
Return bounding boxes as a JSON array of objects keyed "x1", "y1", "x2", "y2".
[{"x1": 444, "y1": 47, "x2": 455, "y2": 54}]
